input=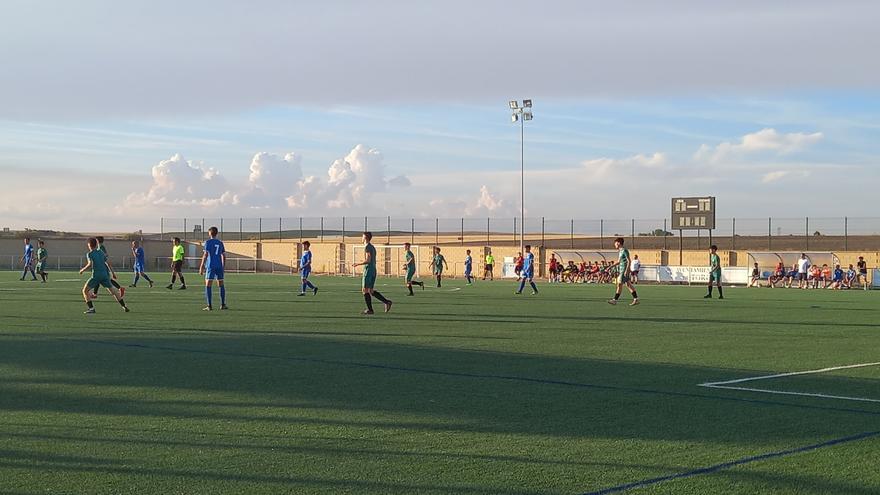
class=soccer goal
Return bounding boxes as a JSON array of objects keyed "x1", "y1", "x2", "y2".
[{"x1": 348, "y1": 244, "x2": 423, "y2": 279}]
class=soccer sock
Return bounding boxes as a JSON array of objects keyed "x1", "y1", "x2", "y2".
[
  {"x1": 220, "y1": 285, "x2": 226, "y2": 305},
  {"x1": 530, "y1": 282, "x2": 538, "y2": 292},
  {"x1": 21, "y1": 267, "x2": 27, "y2": 279},
  {"x1": 306, "y1": 281, "x2": 315, "y2": 289},
  {"x1": 171, "y1": 274, "x2": 177, "y2": 284},
  {"x1": 133, "y1": 273, "x2": 140, "y2": 285},
  {"x1": 717, "y1": 286, "x2": 723, "y2": 297},
  {"x1": 143, "y1": 274, "x2": 153, "y2": 283},
  {"x1": 87, "y1": 300, "x2": 94, "y2": 309},
  {"x1": 301, "y1": 282, "x2": 307, "y2": 293},
  {"x1": 518, "y1": 280, "x2": 526, "y2": 293},
  {"x1": 118, "y1": 299, "x2": 126, "y2": 307},
  {"x1": 364, "y1": 294, "x2": 373, "y2": 311},
  {"x1": 179, "y1": 275, "x2": 186, "y2": 285},
  {"x1": 614, "y1": 292, "x2": 621, "y2": 300},
  {"x1": 111, "y1": 279, "x2": 121, "y2": 289},
  {"x1": 437, "y1": 276, "x2": 442, "y2": 287},
  {"x1": 205, "y1": 286, "x2": 212, "y2": 307},
  {"x1": 372, "y1": 291, "x2": 390, "y2": 304},
  {"x1": 408, "y1": 285, "x2": 414, "y2": 295},
  {"x1": 631, "y1": 290, "x2": 638, "y2": 299},
  {"x1": 708, "y1": 285, "x2": 713, "y2": 295}
]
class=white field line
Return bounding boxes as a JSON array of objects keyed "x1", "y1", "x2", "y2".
[{"x1": 699, "y1": 362, "x2": 880, "y2": 404}]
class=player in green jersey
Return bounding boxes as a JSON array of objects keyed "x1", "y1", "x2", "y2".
[
  {"x1": 166, "y1": 237, "x2": 187, "y2": 290},
  {"x1": 402, "y1": 242, "x2": 424, "y2": 296},
  {"x1": 608, "y1": 237, "x2": 639, "y2": 306},
  {"x1": 352, "y1": 232, "x2": 392, "y2": 314},
  {"x1": 35, "y1": 239, "x2": 49, "y2": 283},
  {"x1": 95, "y1": 236, "x2": 125, "y2": 297},
  {"x1": 430, "y1": 247, "x2": 449, "y2": 288},
  {"x1": 79, "y1": 237, "x2": 129, "y2": 314},
  {"x1": 705, "y1": 245, "x2": 724, "y2": 299}
]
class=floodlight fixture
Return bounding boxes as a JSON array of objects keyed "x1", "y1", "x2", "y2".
[
  {"x1": 523, "y1": 111, "x2": 533, "y2": 121},
  {"x1": 523, "y1": 99, "x2": 532, "y2": 108},
  {"x1": 509, "y1": 100, "x2": 519, "y2": 109},
  {"x1": 511, "y1": 114, "x2": 519, "y2": 123}
]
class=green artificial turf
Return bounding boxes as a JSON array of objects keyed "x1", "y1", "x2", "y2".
[{"x1": 0, "y1": 272, "x2": 878, "y2": 494}]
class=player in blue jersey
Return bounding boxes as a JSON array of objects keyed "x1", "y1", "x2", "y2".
[
  {"x1": 199, "y1": 226, "x2": 227, "y2": 311},
  {"x1": 515, "y1": 245, "x2": 539, "y2": 295},
  {"x1": 464, "y1": 249, "x2": 474, "y2": 285},
  {"x1": 129, "y1": 240, "x2": 154, "y2": 288},
  {"x1": 298, "y1": 241, "x2": 318, "y2": 296},
  {"x1": 20, "y1": 237, "x2": 37, "y2": 281}
]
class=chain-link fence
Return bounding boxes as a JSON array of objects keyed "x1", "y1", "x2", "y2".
[{"x1": 158, "y1": 217, "x2": 880, "y2": 251}]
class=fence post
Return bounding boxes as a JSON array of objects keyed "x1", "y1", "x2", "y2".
[
  {"x1": 387, "y1": 216, "x2": 391, "y2": 244},
  {"x1": 220, "y1": 218, "x2": 224, "y2": 239},
  {"x1": 631, "y1": 219, "x2": 635, "y2": 249},
  {"x1": 732, "y1": 218, "x2": 736, "y2": 251},
  {"x1": 805, "y1": 216, "x2": 809, "y2": 251},
  {"x1": 486, "y1": 218, "x2": 490, "y2": 245},
  {"x1": 845, "y1": 216, "x2": 848, "y2": 251},
  {"x1": 258, "y1": 218, "x2": 262, "y2": 242},
  {"x1": 239, "y1": 218, "x2": 243, "y2": 241},
  {"x1": 201, "y1": 218, "x2": 205, "y2": 241},
  {"x1": 600, "y1": 219, "x2": 604, "y2": 249},
  {"x1": 460, "y1": 217, "x2": 464, "y2": 246},
  {"x1": 678, "y1": 230, "x2": 683, "y2": 265},
  {"x1": 342, "y1": 217, "x2": 345, "y2": 243},
  {"x1": 663, "y1": 219, "x2": 668, "y2": 250},
  {"x1": 570, "y1": 219, "x2": 574, "y2": 249},
  {"x1": 411, "y1": 218, "x2": 414, "y2": 245},
  {"x1": 364, "y1": 216, "x2": 368, "y2": 232},
  {"x1": 541, "y1": 217, "x2": 545, "y2": 247},
  {"x1": 160, "y1": 217, "x2": 164, "y2": 241},
  {"x1": 767, "y1": 217, "x2": 771, "y2": 251},
  {"x1": 320, "y1": 217, "x2": 324, "y2": 242},
  {"x1": 279, "y1": 217, "x2": 282, "y2": 241},
  {"x1": 512, "y1": 217, "x2": 517, "y2": 246},
  {"x1": 299, "y1": 217, "x2": 303, "y2": 243},
  {"x1": 183, "y1": 218, "x2": 187, "y2": 242},
  {"x1": 435, "y1": 218, "x2": 439, "y2": 245}
]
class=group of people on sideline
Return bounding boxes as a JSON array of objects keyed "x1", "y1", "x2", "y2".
[{"x1": 748, "y1": 254, "x2": 871, "y2": 290}]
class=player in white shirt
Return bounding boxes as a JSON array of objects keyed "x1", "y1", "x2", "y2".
[
  {"x1": 796, "y1": 254, "x2": 811, "y2": 290},
  {"x1": 630, "y1": 255, "x2": 641, "y2": 284}
]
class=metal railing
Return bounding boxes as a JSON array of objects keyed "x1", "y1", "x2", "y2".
[{"x1": 159, "y1": 216, "x2": 880, "y2": 251}]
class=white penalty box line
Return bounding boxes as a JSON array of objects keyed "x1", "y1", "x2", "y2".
[{"x1": 699, "y1": 362, "x2": 880, "y2": 404}]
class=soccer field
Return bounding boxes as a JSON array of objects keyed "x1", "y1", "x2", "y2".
[{"x1": 0, "y1": 272, "x2": 878, "y2": 494}]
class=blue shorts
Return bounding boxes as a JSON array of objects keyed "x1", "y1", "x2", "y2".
[
  {"x1": 464, "y1": 267, "x2": 472, "y2": 276},
  {"x1": 301, "y1": 268, "x2": 311, "y2": 279},
  {"x1": 205, "y1": 267, "x2": 224, "y2": 280},
  {"x1": 134, "y1": 263, "x2": 145, "y2": 273},
  {"x1": 523, "y1": 269, "x2": 534, "y2": 280}
]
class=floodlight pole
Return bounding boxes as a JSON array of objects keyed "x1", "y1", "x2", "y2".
[{"x1": 520, "y1": 111, "x2": 525, "y2": 254}]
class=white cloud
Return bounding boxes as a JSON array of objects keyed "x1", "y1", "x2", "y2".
[
  {"x1": 427, "y1": 185, "x2": 517, "y2": 217},
  {"x1": 761, "y1": 170, "x2": 811, "y2": 183},
  {"x1": 127, "y1": 145, "x2": 409, "y2": 214},
  {"x1": 695, "y1": 128, "x2": 823, "y2": 163},
  {"x1": 128, "y1": 153, "x2": 237, "y2": 207},
  {"x1": 582, "y1": 152, "x2": 667, "y2": 181}
]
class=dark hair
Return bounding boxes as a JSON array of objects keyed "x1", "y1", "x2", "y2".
[
  {"x1": 403, "y1": 242, "x2": 410, "y2": 247},
  {"x1": 24, "y1": 237, "x2": 30, "y2": 242},
  {"x1": 38, "y1": 239, "x2": 44, "y2": 245},
  {"x1": 303, "y1": 241, "x2": 311, "y2": 247},
  {"x1": 525, "y1": 245, "x2": 531, "y2": 250},
  {"x1": 87, "y1": 237, "x2": 98, "y2": 248},
  {"x1": 614, "y1": 237, "x2": 625, "y2": 245},
  {"x1": 208, "y1": 226, "x2": 218, "y2": 236},
  {"x1": 173, "y1": 237, "x2": 181, "y2": 243},
  {"x1": 96, "y1": 236, "x2": 104, "y2": 243},
  {"x1": 363, "y1": 231, "x2": 373, "y2": 241},
  {"x1": 710, "y1": 244, "x2": 717, "y2": 250}
]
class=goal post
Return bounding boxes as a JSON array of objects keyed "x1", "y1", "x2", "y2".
[{"x1": 348, "y1": 244, "x2": 423, "y2": 279}]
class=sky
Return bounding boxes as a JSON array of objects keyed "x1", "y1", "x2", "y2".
[{"x1": 1, "y1": 0, "x2": 879, "y2": 232}]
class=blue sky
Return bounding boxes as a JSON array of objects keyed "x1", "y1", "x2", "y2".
[{"x1": 1, "y1": 1, "x2": 878, "y2": 231}]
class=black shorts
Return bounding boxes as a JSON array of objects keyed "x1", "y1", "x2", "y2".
[
  {"x1": 485, "y1": 264, "x2": 493, "y2": 271},
  {"x1": 173, "y1": 260, "x2": 183, "y2": 272},
  {"x1": 798, "y1": 273, "x2": 807, "y2": 281}
]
